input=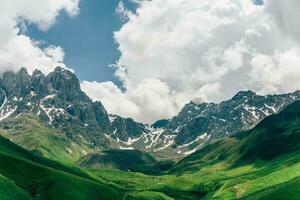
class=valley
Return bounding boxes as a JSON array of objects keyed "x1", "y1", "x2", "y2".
[{"x1": 0, "y1": 68, "x2": 299, "y2": 199}]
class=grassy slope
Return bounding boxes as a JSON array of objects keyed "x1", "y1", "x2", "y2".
[
  {"x1": 0, "y1": 135, "x2": 122, "y2": 200},
  {"x1": 0, "y1": 174, "x2": 31, "y2": 200},
  {"x1": 0, "y1": 114, "x2": 98, "y2": 163},
  {"x1": 245, "y1": 177, "x2": 300, "y2": 200}
]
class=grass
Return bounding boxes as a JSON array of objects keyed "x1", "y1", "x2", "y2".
[
  {"x1": 0, "y1": 175, "x2": 31, "y2": 200},
  {"x1": 87, "y1": 154, "x2": 299, "y2": 199},
  {"x1": 0, "y1": 134, "x2": 122, "y2": 200},
  {"x1": 125, "y1": 191, "x2": 174, "y2": 200},
  {"x1": 0, "y1": 114, "x2": 98, "y2": 163},
  {"x1": 244, "y1": 177, "x2": 300, "y2": 200}
]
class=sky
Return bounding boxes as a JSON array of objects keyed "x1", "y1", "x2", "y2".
[
  {"x1": 1, "y1": 0, "x2": 300, "y2": 123},
  {"x1": 27, "y1": 0, "x2": 135, "y2": 84}
]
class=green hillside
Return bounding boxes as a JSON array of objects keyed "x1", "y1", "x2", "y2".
[
  {"x1": 0, "y1": 135, "x2": 122, "y2": 200},
  {"x1": 165, "y1": 101, "x2": 300, "y2": 199},
  {"x1": 172, "y1": 101, "x2": 300, "y2": 173},
  {"x1": 0, "y1": 114, "x2": 98, "y2": 163}
]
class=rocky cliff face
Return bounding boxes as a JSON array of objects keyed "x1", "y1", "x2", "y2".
[
  {"x1": 0, "y1": 67, "x2": 110, "y2": 148},
  {"x1": 0, "y1": 67, "x2": 299, "y2": 157},
  {"x1": 107, "y1": 90, "x2": 300, "y2": 156},
  {"x1": 149, "y1": 90, "x2": 300, "y2": 155}
]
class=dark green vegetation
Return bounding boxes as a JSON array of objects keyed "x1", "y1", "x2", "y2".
[
  {"x1": 79, "y1": 149, "x2": 175, "y2": 175},
  {"x1": 0, "y1": 133, "x2": 123, "y2": 200},
  {"x1": 78, "y1": 149, "x2": 157, "y2": 170}
]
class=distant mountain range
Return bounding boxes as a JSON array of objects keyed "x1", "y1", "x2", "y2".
[{"x1": 0, "y1": 67, "x2": 299, "y2": 159}]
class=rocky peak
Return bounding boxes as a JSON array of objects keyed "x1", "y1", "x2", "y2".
[
  {"x1": 0, "y1": 68, "x2": 150, "y2": 150},
  {"x1": 0, "y1": 68, "x2": 107, "y2": 128},
  {"x1": 32, "y1": 69, "x2": 43, "y2": 77},
  {"x1": 1, "y1": 67, "x2": 300, "y2": 157},
  {"x1": 46, "y1": 67, "x2": 83, "y2": 102},
  {"x1": 232, "y1": 90, "x2": 257, "y2": 100},
  {"x1": 16, "y1": 68, "x2": 31, "y2": 97},
  {"x1": 108, "y1": 114, "x2": 148, "y2": 141},
  {"x1": 31, "y1": 70, "x2": 47, "y2": 97},
  {"x1": 0, "y1": 68, "x2": 31, "y2": 98}
]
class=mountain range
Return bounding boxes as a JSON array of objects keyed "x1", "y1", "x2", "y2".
[
  {"x1": 0, "y1": 79, "x2": 299, "y2": 199},
  {"x1": 0, "y1": 67, "x2": 299, "y2": 161}
]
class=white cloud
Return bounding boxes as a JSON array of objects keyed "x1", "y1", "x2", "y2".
[
  {"x1": 265, "y1": 0, "x2": 300, "y2": 44},
  {"x1": 0, "y1": 0, "x2": 80, "y2": 75},
  {"x1": 249, "y1": 47, "x2": 300, "y2": 94},
  {"x1": 116, "y1": 1, "x2": 132, "y2": 22},
  {"x1": 82, "y1": 0, "x2": 300, "y2": 123},
  {"x1": 81, "y1": 79, "x2": 178, "y2": 123},
  {"x1": 114, "y1": 0, "x2": 254, "y2": 91},
  {"x1": 2, "y1": 0, "x2": 299, "y2": 123},
  {"x1": 81, "y1": 81, "x2": 140, "y2": 119}
]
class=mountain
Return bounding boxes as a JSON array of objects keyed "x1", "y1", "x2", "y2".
[
  {"x1": 108, "y1": 90, "x2": 300, "y2": 156},
  {"x1": 171, "y1": 101, "x2": 300, "y2": 174},
  {"x1": 0, "y1": 67, "x2": 134, "y2": 161},
  {"x1": 0, "y1": 67, "x2": 110, "y2": 147},
  {"x1": 1, "y1": 67, "x2": 300, "y2": 159}
]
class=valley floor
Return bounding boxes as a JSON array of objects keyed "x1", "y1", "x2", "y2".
[{"x1": 86, "y1": 153, "x2": 300, "y2": 200}]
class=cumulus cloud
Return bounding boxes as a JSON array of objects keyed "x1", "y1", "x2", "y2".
[
  {"x1": 0, "y1": 0, "x2": 80, "y2": 74},
  {"x1": 249, "y1": 47, "x2": 300, "y2": 94},
  {"x1": 81, "y1": 81, "x2": 140, "y2": 119},
  {"x1": 81, "y1": 0, "x2": 300, "y2": 123},
  {"x1": 81, "y1": 79, "x2": 178, "y2": 123}
]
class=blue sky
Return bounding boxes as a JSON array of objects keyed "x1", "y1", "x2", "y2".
[
  {"x1": 27, "y1": 0, "x2": 134, "y2": 84},
  {"x1": 27, "y1": 0, "x2": 262, "y2": 84}
]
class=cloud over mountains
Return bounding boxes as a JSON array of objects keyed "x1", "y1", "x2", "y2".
[
  {"x1": 82, "y1": 0, "x2": 300, "y2": 123},
  {"x1": 0, "y1": 0, "x2": 80, "y2": 74},
  {"x1": 1, "y1": 0, "x2": 300, "y2": 123}
]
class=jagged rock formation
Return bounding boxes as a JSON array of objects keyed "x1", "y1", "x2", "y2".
[
  {"x1": 0, "y1": 67, "x2": 110, "y2": 149},
  {"x1": 0, "y1": 67, "x2": 299, "y2": 157},
  {"x1": 107, "y1": 90, "x2": 300, "y2": 156},
  {"x1": 148, "y1": 90, "x2": 300, "y2": 155}
]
